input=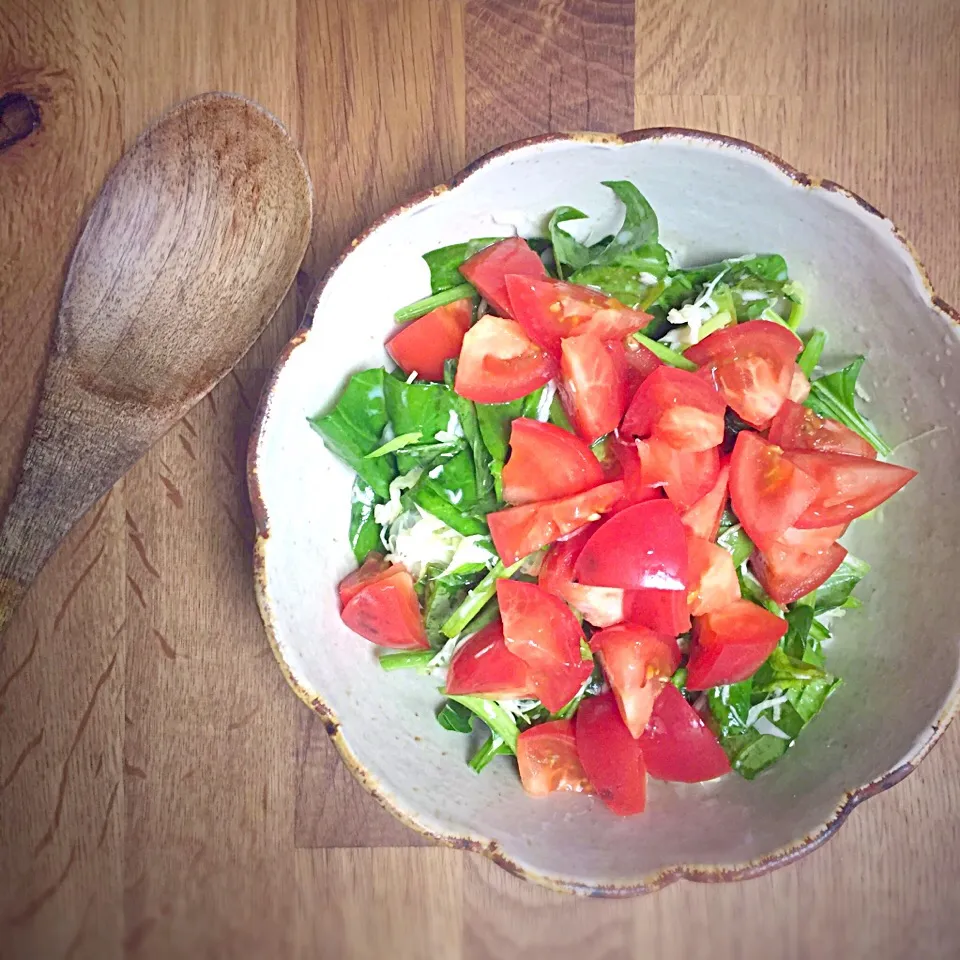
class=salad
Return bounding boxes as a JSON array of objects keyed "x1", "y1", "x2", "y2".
[{"x1": 314, "y1": 181, "x2": 917, "y2": 817}]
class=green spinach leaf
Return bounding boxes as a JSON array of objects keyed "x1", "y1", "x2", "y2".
[
  {"x1": 348, "y1": 477, "x2": 382, "y2": 564},
  {"x1": 308, "y1": 368, "x2": 395, "y2": 498},
  {"x1": 804, "y1": 356, "x2": 891, "y2": 456},
  {"x1": 812, "y1": 554, "x2": 870, "y2": 613},
  {"x1": 423, "y1": 238, "x2": 499, "y2": 293},
  {"x1": 411, "y1": 450, "x2": 487, "y2": 536}
]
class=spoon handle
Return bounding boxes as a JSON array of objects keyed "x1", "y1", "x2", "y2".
[{"x1": 0, "y1": 360, "x2": 140, "y2": 633}]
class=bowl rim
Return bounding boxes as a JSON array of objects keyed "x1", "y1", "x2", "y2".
[{"x1": 247, "y1": 126, "x2": 960, "y2": 897}]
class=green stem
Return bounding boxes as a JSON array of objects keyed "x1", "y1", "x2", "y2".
[
  {"x1": 378, "y1": 650, "x2": 435, "y2": 672},
  {"x1": 797, "y1": 329, "x2": 826, "y2": 378},
  {"x1": 441, "y1": 557, "x2": 525, "y2": 639},
  {"x1": 632, "y1": 332, "x2": 698, "y2": 371},
  {"x1": 444, "y1": 695, "x2": 520, "y2": 752},
  {"x1": 468, "y1": 735, "x2": 512, "y2": 773},
  {"x1": 394, "y1": 284, "x2": 476, "y2": 324}
]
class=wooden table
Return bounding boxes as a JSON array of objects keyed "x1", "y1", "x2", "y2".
[{"x1": 2, "y1": 1, "x2": 959, "y2": 957}]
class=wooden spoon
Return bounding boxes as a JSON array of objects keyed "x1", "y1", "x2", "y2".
[{"x1": 0, "y1": 93, "x2": 312, "y2": 632}]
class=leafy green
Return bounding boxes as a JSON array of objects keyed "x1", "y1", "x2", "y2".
[
  {"x1": 422, "y1": 576, "x2": 469, "y2": 646},
  {"x1": 444, "y1": 360, "x2": 494, "y2": 505},
  {"x1": 797, "y1": 328, "x2": 827, "y2": 379},
  {"x1": 365, "y1": 431, "x2": 422, "y2": 458},
  {"x1": 717, "y1": 522, "x2": 755, "y2": 569},
  {"x1": 411, "y1": 451, "x2": 487, "y2": 536},
  {"x1": 422, "y1": 238, "x2": 499, "y2": 293},
  {"x1": 751, "y1": 647, "x2": 828, "y2": 692},
  {"x1": 394, "y1": 284, "x2": 477, "y2": 324},
  {"x1": 444, "y1": 695, "x2": 520, "y2": 752},
  {"x1": 548, "y1": 394, "x2": 574, "y2": 433},
  {"x1": 548, "y1": 206, "x2": 593, "y2": 278},
  {"x1": 469, "y1": 735, "x2": 512, "y2": 773},
  {"x1": 309, "y1": 369, "x2": 395, "y2": 498},
  {"x1": 441, "y1": 557, "x2": 526, "y2": 639},
  {"x1": 805, "y1": 356, "x2": 891, "y2": 456},
  {"x1": 383, "y1": 376, "x2": 460, "y2": 471},
  {"x1": 570, "y1": 252, "x2": 668, "y2": 311},
  {"x1": 591, "y1": 181, "x2": 659, "y2": 263},
  {"x1": 348, "y1": 478, "x2": 382, "y2": 564},
  {"x1": 812, "y1": 554, "x2": 870, "y2": 614},
  {"x1": 475, "y1": 387, "x2": 545, "y2": 463},
  {"x1": 436, "y1": 699, "x2": 475, "y2": 733}
]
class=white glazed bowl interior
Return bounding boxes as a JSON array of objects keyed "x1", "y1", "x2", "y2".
[{"x1": 251, "y1": 132, "x2": 960, "y2": 895}]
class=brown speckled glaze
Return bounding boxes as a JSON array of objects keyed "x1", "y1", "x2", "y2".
[{"x1": 249, "y1": 128, "x2": 960, "y2": 896}]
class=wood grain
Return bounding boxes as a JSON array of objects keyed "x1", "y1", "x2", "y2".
[{"x1": 2, "y1": 1, "x2": 959, "y2": 958}]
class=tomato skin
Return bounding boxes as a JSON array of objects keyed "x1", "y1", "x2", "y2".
[
  {"x1": 681, "y1": 461, "x2": 730, "y2": 540},
  {"x1": 729, "y1": 430, "x2": 820, "y2": 550},
  {"x1": 445, "y1": 620, "x2": 535, "y2": 698},
  {"x1": 767, "y1": 400, "x2": 878, "y2": 459},
  {"x1": 687, "y1": 537, "x2": 741, "y2": 616},
  {"x1": 386, "y1": 298, "x2": 473, "y2": 381},
  {"x1": 538, "y1": 523, "x2": 596, "y2": 595},
  {"x1": 624, "y1": 587, "x2": 691, "y2": 635},
  {"x1": 459, "y1": 237, "x2": 546, "y2": 317},
  {"x1": 590, "y1": 625, "x2": 681, "y2": 738},
  {"x1": 575, "y1": 499, "x2": 689, "y2": 591},
  {"x1": 621, "y1": 336, "x2": 663, "y2": 381},
  {"x1": 517, "y1": 719, "x2": 592, "y2": 797},
  {"x1": 784, "y1": 450, "x2": 917, "y2": 528},
  {"x1": 338, "y1": 553, "x2": 394, "y2": 606},
  {"x1": 637, "y1": 437, "x2": 721, "y2": 512},
  {"x1": 751, "y1": 540, "x2": 847, "y2": 605},
  {"x1": 502, "y1": 418, "x2": 604, "y2": 505},
  {"x1": 575, "y1": 691, "x2": 647, "y2": 816},
  {"x1": 686, "y1": 320, "x2": 801, "y2": 427},
  {"x1": 559, "y1": 334, "x2": 626, "y2": 443},
  {"x1": 622, "y1": 365, "x2": 725, "y2": 452},
  {"x1": 487, "y1": 481, "x2": 624, "y2": 564},
  {"x1": 454, "y1": 314, "x2": 557, "y2": 403},
  {"x1": 340, "y1": 568, "x2": 429, "y2": 650},
  {"x1": 497, "y1": 580, "x2": 583, "y2": 672},
  {"x1": 686, "y1": 600, "x2": 788, "y2": 690},
  {"x1": 638, "y1": 684, "x2": 731, "y2": 782},
  {"x1": 612, "y1": 438, "x2": 664, "y2": 506},
  {"x1": 504, "y1": 275, "x2": 650, "y2": 357},
  {"x1": 531, "y1": 657, "x2": 595, "y2": 713}
]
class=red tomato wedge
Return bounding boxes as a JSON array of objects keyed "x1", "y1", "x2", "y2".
[
  {"x1": 531, "y1": 658, "x2": 594, "y2": 713},
  {"x1": 681, "y1": 461, "x2": 730, "y2": 541},
  {"x1": 340, "y1": 566, "x2": 429, "y2": 650},
  {"x1": 445, "y1": 620, "x2": 534, "y2": 698},
  {"x1": 621, "y1": 365, "x2": 725, "y2": 452},
  {"x1": 784, "y1": 450, "x2": 917, "y2": 528},
  {"x1": 686, "y1": 320, "x2": 801, "y2": 427},
  {"x1": 612, "y1": 438, "x2": 664, "y2": 506},
  {"x1": 638, "y1": 684, "x2": 731, "y2": 782},
  {"x1": 487, "y1": 481, "x2": 624, "y2": 564},
  {"x1": 338, "y1": 553, "x2": 395, "y2": 606},
  {"x1": 787, "y1": 364, "x2": 811, "y2": 403},
  {"x1": 517, "y1": 719, "x2": 592, "y2": 797},
  {"x1": 620, "y1": 336, "x2": 664, "y2": 382},
  {"x1": 501, "y1": 418, "x2": 604, "y2": 505},
  {"x1": 767, "y1": 400, "x2": 878, "y2": 459},
  {"x1": 686, "y1": 600, "x2": 787, "y2": 690},
  {"x1": 497, "y1": 580, "x2": 583, "y2": 672},
  {"x1": 575, "y1": 691, "x2": 647, "y2": 816},
  {"x1": 729, "y1": 430, "x2": 820, "y2": 549},
  {"x1": 504, "y1": 275, "x2": 650, "y2": 357},
  {"x1": 575, "y1": 499, "x2": 689, "y2": 591},
  {"x1": 624, "y1": 587, "x2": 691, "y2": 636},
  {"x1": 637, "y1": 437, "x2": 721, "y2": 512},
  {"x1": 590, "y1": 625, "x2": 681, "y2": 738},
  {"x1": 386, "y1": 298, "x2": 473, "y2": 381},
  {"x1": 454, "y1": 314, "x2": 556, "y2": 403},
  {"x1": 538, "y1": 523, "x2": 625, "y2": 627},
  {"x1": 751, "y1": 540, "x2": 847, "y2": 605},
  {"x1": 459, "y1": 237, "x2": 546, "y2": 317},
  {"x1": 687, "y1": 537, "x2": 740, "y2": 616},
  {"x1": 559, "y1": 333, "x2": 627, "y2": 443}
]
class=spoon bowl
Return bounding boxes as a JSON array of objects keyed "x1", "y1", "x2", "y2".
[{"x1": 0, "y1": 92, "x2": 312, "y2": 631}]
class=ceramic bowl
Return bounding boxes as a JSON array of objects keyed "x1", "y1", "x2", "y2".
[{"x1": 249, "y1": 130, "x2": 960, "y2": 896}]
